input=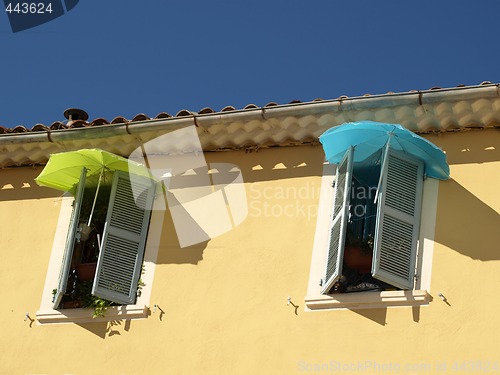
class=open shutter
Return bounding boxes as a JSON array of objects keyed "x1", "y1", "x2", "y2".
[
  {"x1": 53, "y1": 167, "x2": 87, "y2": 309},
  {"x1": 321, "y1": 147, "x2": 354, "y2": 294},
  {"x1": 92, "y1": 171, "x2": 156, "y2": 304},
  {"x1": 372, "y1": 151, "x2": 424, "y2": 289}
]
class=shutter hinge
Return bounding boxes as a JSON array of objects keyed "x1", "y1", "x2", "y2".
[{"x1": 319, "y1": 278, "x2": 323, "y2": 287}]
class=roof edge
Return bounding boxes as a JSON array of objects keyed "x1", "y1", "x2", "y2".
[{"x1": 0, "y1": 83, "x2": 498, "y2": 146}]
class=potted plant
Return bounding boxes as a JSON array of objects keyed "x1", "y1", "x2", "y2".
[
  {"x1": 75, "y1": 225, "x2": 100, "y2": 281},
  {"x1": 75, "y1": 184, "x2": 110, "y2": 281},
  {"x1": 343, "y1": 234, "x2": 374, "y2": 274},
  {"x1": 78, "y1": 280, "x2": 115, "y2": 318}
]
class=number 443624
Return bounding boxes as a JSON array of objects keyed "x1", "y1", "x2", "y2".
[{"x1": 5, "y1": 3, "x2": 54, "y2": 14}]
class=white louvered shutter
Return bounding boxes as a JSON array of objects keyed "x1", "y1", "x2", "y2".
[
  {"x1": 92, "y1": 171, "x2": 156, "y2": 304},
  {"x1": 321, "y1": 147, "x2": 354, "y2": 294},
  {"x1": 372, "y1": 151, "x2": 424, "y2": 289},
  {"x1": 53, "y1": 167, "x2": 87, "y2": 309}
]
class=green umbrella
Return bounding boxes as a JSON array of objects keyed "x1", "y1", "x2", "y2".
[
  {"x1": 35, "y1": 148, "x2": 153, "y2": 192},
  {"x1": 35, "y1": 148, "x2": 154, "y2": 227}
]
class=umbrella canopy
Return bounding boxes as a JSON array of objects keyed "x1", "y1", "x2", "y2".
[
  {"x1": 319, "y1": 121, "x2": 450, "y2": 180},
  {"x1": 35, "y1": 148, "x2": 154, "y2": 193},
  {"x1": 36, "y1": 149, "x2": 155, "y2": 228}
]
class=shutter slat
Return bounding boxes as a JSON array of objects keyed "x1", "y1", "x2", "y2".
[
  {"x1": 325, "y1": 216, "x2": 342, "y2": 282},
  {"x1": 321, "y1": 147, "x2": 353, "y2": 294},
  {"x1": 384, "y1": 157, "x2": 419, "y2": 216},
  {"x1": 92, "y1": 171, "x2": 155, "y2": 305},
  {"x1": 372, "y1": 151, "x2": 423, "y2": 289},
  {"x1": 53, "y1": 167, "x2": 87, "y2": 309},
  {"x1": 333, "y1": 165, "x2": 347, "y2": 217}
]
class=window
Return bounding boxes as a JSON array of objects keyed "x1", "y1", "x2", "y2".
[
  {"x1": 37, "y1": 170, "x2": 160, "y2": 324},
  {"x1": 305, "y1": 147, "x2": 437, "y2": 310}
]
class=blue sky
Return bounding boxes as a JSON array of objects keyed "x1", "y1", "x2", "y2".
[{"x1": 0, "y1": 1, "x2": 499, "y2": 129}]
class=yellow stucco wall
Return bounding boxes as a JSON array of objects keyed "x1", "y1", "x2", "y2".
[{"x1": 0, "y1": 129, "x2": 499, "y2": 375}]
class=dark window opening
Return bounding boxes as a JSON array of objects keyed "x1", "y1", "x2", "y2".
[
  {"x1": 330, "y1": 154, "x2": 402, "y2": 294},
  {"x1": 59, "y1": 173, "x2": 113, "y2": 309}
]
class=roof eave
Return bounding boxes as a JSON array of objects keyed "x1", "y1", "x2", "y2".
[{"x1": 1, "y1": 83, "x2": 499, "y2": 168}]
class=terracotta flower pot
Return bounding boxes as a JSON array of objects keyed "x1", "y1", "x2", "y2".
[
  {"x1": 343, "y1": 246, "x2": 372, "y2": 273},
  {"x1": 76, "y1": 262, "x2": 97, "y2": 281},
  {"x1": 62, "y1": 300, "x2": 81, "y2": 309}
]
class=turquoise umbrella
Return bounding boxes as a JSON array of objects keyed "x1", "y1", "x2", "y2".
[{"x1": 319, "y1": 121, "x2": 450, "y2": 180}]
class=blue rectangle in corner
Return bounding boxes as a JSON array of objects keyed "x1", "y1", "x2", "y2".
[{"x1": 4, "y1": 0, "x2": 65, "y2": 33}]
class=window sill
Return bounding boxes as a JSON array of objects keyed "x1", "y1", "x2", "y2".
[
  {"x1": 304, "y1": 290, "x2": 430, "y2": 311},
  {"x1": 36, "y1": 304, "x2": 149, "y2": 325}
]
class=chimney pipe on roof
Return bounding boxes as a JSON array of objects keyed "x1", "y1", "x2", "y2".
[{"x1": 64, "y1": 108, "x2": 89, "y2": 126}]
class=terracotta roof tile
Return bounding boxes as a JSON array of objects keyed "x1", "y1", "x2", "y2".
[
  {"x1": 132, "y1": 114, "x2": 150, "y2": 122},
  {"x1": 155, "y1": 112, "x2": 172, "y2": 119},
  {"x1": 243, "y1": 104, "x2": 259, "y2": 109},
  {"x1": 89, "y1": 118, "x2": 109, "y2": 126},
  {"x1": 198, "y1": 107, "x2": 215, "y2": 115},
  {"x1": 49, "y1": 121, "x2": 67, "y2": 130},
  {"x1": 11, "y1": 125, "x2": 28, "y2": 133},
  {"x1": 31, "y1": 124, "x2": 49, "y2": 132},
  {"x1": 110, "y1": 116, "x2": 128, "y2": 124},
  {"x1": 175, "y1": 110, "x2": 193, "y2": 117},
  {"x1": 69, "y1": 120, "x2": 88, "y2": 128}
]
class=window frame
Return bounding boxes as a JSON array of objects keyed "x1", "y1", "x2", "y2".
[
  {"x1": 305, "y1": 152, "x2": 438, "y2": 311},
  {"x1": 36, "y1": 172, "x2": 164, "y2": 324},
  {"x1": 52, "y1": 166, "x2": 87, "y2": 309},
  {"x1": 321, "y1": 147, "x2": 353, "y2": 293}
]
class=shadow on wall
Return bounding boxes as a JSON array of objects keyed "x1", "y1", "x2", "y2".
[
  {"x1": 153, "y1": 198, "x2": 209, "y2": 266},
  {"x1": 155, "y1": 145, "x2": 324, "y2": 265},
  {"x1": 352, "y1": 308, "x2": 388, "y2": 326},
  {"x1": 205, "y1": 145, "x2": 325, "y2": 184},
  {"x1": 426, "y1": 129, "x2": 500, "y2": 261},
  {"x1": 0, "y1": 165, "x2": 61, "y2": 201},
  {"x1": 426, "y1": 128, "x2": 500, "y2": 166},
  {"x1": 434, "y1": 179, "x2": 500, "y2": 261},
  {"x1": 76, "y1": 319, "x2": 132, "y2": 339}
]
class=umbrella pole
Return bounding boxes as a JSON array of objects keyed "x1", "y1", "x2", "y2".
[
  {"x1": 374, "y1": 138, "x2": 391, "y2": 204},
  {"x1": 87, "y1": 169, "x2": 103, "y2": 226}
]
